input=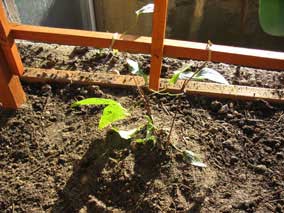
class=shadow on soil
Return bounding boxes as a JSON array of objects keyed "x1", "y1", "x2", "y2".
[
  {"x1": 0, "y1": 109, "x2": 16, "y2": 128},
  {"x1": 51, "y1": 130, "x2": 169, "y2": 212}
]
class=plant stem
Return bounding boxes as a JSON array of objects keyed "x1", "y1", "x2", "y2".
[
  {"x1": 167, "y1": 110, "x2": 177, "y2": 145},
  {"x1": 133, "y1": 77, "x2": 153, "y2": 122},
  {"x1": 167, "y1": 60, "x2": 208, "y2": 145}
]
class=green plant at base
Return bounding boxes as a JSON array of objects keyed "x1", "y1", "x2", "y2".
[
  {"x1": 71, "y1": 98, "x2": 156, "y2": 143},
  {"x1": 71, "y1": 98, "x2": 129, "y2": 130},
  {"x1": 135, "y1": 116, "x2": 156, "y2": 144}
]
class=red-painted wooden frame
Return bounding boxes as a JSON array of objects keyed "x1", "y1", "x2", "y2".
[{"x1": 0, "y1": 0, "x2": 284, "y2": 108}]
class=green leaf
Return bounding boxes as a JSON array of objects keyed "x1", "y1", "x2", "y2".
[
  {"x1": 71, "y1": 98, "x2": 129, "y2": 130},
  {"x1": 134, "y1": 116, "x2": 156, "y2": 144},
  {"x1": 113, "y1": 128, "x2": 138, "y2": 139},
  {"x1": 169, "y1": 71, "x2": 182, "y2": 85},
  {"x1": 71, "y1": 98, "x2": 118, "y2": 108},
  {"x1": 194, "y1": 68, "x2": 229, "y2": 85},
  {"x1": 172, "y1": 67, "x2": 229, "y2": 85},
  {"x1": 127, "y1": 59, "x2": 140, "y2": 74},
  {"x1": 99, "y1": 104, "x2": 129, "y2": 130},
  {"x1": 183, "y1": 150, "x2": 207, "y2": 168},
  {"x1": 136, "y1": 3, "x2": 154, "y2": 16},
  {"x1": 169, "y1": 64, "x2": 192, "y2": 85},
  {"x1": 259, "y1": 0, "x2": 284, "y2": 36},
  {"x1": 127, "y1": 58, "x2": 148, "y2": 84}
]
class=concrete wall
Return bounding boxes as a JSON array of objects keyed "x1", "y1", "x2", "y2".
[
  {"x1": 7, "y1": 0, "x2": 284, "y2": 51},
  {"x1": 94, "y1": 0, "x2": 284, "y2": 51},
  {"x1": 14, "y1": 0, "x2": 84, "y2": 29},
  {"x1": 94, "y1": 0, "x2": 152, "y2": 35}
]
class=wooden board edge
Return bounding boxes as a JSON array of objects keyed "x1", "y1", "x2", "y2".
[
  {"x1": 21, "y1": 68, "x2": 284, "y2": 103},
  {"x1": 10, "y1": 23, "x2": 284, "y2": 70}
]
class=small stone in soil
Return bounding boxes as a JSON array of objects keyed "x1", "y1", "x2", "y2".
[
  {"x1": 276, "y1": 152, "x2": 284, "y2": 159},
  {"x1": 230, "y1": 155, "x2": 239, "y2": 163},
  {"x1": 218, "y1": 104, "x2": 230, "y2": 114},
  {"x1": 254, "y1": 164, "x2": 268, "y2": 174},
  {"x1": 222, "y1": 138, "x2": 240, "y2": 151},
  {"x1": 41, "y1": 84, "x2": 52, "y2": 93},
  {"x1": 58, "y1": 157, "x2": 66, "y2": 165},
  {"x1": 242, "y1": 125, "x2": 254, "y2": 135}
]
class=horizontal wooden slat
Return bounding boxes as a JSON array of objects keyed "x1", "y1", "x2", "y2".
[
  {"x1": 164, "y1": 39, "x2": 284, "y2": 70},
  {"x1": 10, "y1": 23, "x2": 284, "y2": 70},
  {"x1": 10, "y1": 23, "x2": 151, "y2": 54},
  {"x1": 21, "y1": 68, "x2": 284, "y2": 103}
]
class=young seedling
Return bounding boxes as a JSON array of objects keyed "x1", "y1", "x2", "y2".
[
  {"x1": 71, "y1": 96, "x2": 156, "y2": 144},
  {"x1": 71, "y1": 98, "x2": 129, "y2": 130},
  {"x1": 106, "y1": 3, "x2": 155, "y2": 62}
]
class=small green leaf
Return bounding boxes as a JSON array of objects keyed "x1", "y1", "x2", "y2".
[
  {"x1": 133, "y1": 116, "x2": 156, "y2": 144},
  {"x1": 169, "y1": 71, "x2": 182, "y2": 85},
  {"x1": 127, "y1": 58, "x2": 148, "y2": 84},
  {"x1": 99, "y1": 104, "x2": 129, "y2": 130},
  {"x1": 136, "y1": 3, "x2": 154, "y2": 16},
  {"x1": 113, "y1": 128, "x2": 138, "y2": 139},
  {"x1": 127, "y1": 59, "x2": 140, "y2": 74},
  {"x1": 194, "y1": 68, "x2": 229, "y2": 85},
  {"x1": 71, "y1": 98, "x2": 129, "y2": 130},
  {"x1": 71, "y1": 98, "x2": 117, "y2": 108},
  {"x1": 183, "y1": 150, "x2": 207, "y2": 168},
  {"x1": 169, "y1": 64, "x2": 192, "y2": 85},
  {"x1": 172, "y1": 67, "x2": 229, "y2": 85},
  {"x1": 134, "y1": 138, "x2": 147, "y2": 144}
]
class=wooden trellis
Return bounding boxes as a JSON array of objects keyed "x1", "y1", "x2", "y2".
[{"x1": 0, "y1": 0, "x2": 284, "y2": 109}]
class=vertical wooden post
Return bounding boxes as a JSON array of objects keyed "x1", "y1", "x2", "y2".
[
  {"x1": 0, "y1": 49, "x2": 26, "y2": 108},
  {"x1": 0, "y1": 0, "x2": 26, "y2": 108},
  {"x1": 149, "y1": 0, "x2": 168, "y2": 91},
  {"x1": 0, "y1": 0, "x2": 24, "y2": 76}
]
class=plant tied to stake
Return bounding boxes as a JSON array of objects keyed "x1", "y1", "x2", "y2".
[{"x1": 71, "y1": 5, "x2": 231, "y2": 169}]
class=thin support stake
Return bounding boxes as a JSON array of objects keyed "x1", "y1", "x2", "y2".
[
  {"x1": 149, "y1": 0, "x2": 168, "y2": 91},
  {"x1": 0, "y1": 0, "x2": 24, "y2": 76}
]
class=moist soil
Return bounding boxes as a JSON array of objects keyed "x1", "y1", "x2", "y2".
[{"x1": 0, "y1": 42, "x2": 284, "y2": 212}]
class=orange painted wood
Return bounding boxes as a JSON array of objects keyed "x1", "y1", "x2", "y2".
[
  {"x1": 10, "y1": 23, "x2": 284, "y2": 71},
  {"x1": 0, "y1": 1, "x2": 23, "y2": 76},
  {"x1": 10, "y1": 23, "x2": 151, "y2": 54},
  {"x1": 22, "y1": 68, "x2": 284, "y2": 103},
  {"x1": 149, "y1": 0, "x2": 168, "y2": 91},
  {"x1": 163, "y1": 39, "x2": 284, "y2": 70},
  {"x1": 0, "y1": 48, "x2": 26, "y2": 109}
]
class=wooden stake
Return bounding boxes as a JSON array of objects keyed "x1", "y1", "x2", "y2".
[
  {"x1": 0, "y1": 0, "x2": 24, "y2": 76},
  {"x1": 0, "y1": 48, "x2": 25, "y2": 109},
  {"x1": 149, "y1": 0, "x2": 168, "y2": 91}
]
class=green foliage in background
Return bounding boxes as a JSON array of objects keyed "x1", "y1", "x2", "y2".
[{"x1": 259, "y1": 0, "x2": 284, "y2": 36}]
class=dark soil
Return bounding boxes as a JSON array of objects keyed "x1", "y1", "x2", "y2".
[
  {"x1": 0, "y1": 42, "x2": 284, "y2": 212},
  {"x1": 18, "y1": 42, "x2": 284, "y2": 89}
]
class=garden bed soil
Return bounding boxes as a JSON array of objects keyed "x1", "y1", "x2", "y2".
[
  {"x1": 18, "y1": 42, "x2": 284, "y2": 89},
  {"x1": 0, "y1": 42, "x2": 284, "y2": 212}
]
